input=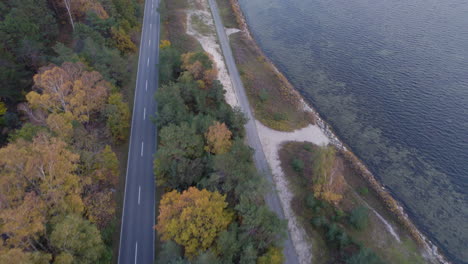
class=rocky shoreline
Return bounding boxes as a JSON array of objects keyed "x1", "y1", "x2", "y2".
[{"x1": 225, "y1": 0, "x2": 450, "y2": 263}]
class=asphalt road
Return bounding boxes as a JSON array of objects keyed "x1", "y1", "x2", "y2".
[
  {"x1": 207, "y1": 0, "x2": 301, "y2": 263},
  {"x1": 117, "y1": 0, "x2": 160, "y2": 263}
]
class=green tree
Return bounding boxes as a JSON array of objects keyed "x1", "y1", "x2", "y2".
[
  {"x1": 105, "y1": 92, "x2": 130, "y2": 142},
  {"x1": 235, "y1": 196, "x2": 286, "y2": 251},
  {"x1": 216, "y1": 224, "x2": 242, "y2": 264},
  {"x1": 157, "y1": 240, "x2": 188, "y2": 264},
  {"x1": 159, "y1": 41, "x2": 181, "y2": 84},
  {"x1": 153, "y1": 123, "x2": 204, "y2": 188},
  {"x1": 50, "y1": 214, "x2": 105, "y2": 264},
  {"x1": 155, "y1": 82, "x2": 191, "y2": 128}
]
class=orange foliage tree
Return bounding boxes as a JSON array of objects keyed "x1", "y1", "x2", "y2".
[
  {"x1": 205, "y1": 121, "x2": 233, "y2": 155},
  {"x1": 155, "y1": 187, "x2": 232, "y2": 258},
  {"x1": 27, "y1": 62, "x2": 109, "y2": 123},
  {"x1": 181, "y1": 52, "x2": 218, "y2": 88}
]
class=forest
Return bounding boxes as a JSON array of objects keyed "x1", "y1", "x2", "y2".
[
  {"x1": 153, "y1": 42, "x2": 286, "y2": 263},
  {"x1": 0, "y1": 0, "x2": 140, "y2": 262}
]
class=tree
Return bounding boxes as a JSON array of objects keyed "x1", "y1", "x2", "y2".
[
  {"x1": 311, "y1": 146, "x2": 343, "y2": 203},
  {"x1": 0, "y1": 248, "x2": 51, "y2": 264},
  {"x1": 155, "y1": 187, "x2": 232, "y2": 258},
  {"x1": 216, "y1": 224, "x2": 242, "y2": 264},
  {"x1": 46, "y1": 112, "x2": 74, "y2": 141},
  {"x1": 27, "y1": 62, "x2": 109, "y2": 123},
  {"x1": 154, "y1": 123, "x2": 205, "y2": 188},
  {"x1": 0, "y1": 102, "x2": 6, "y2": 116},
  {"x1": 84, "y1": 190, "x2": 115, "y2": 229},
  {"x1": 349, "y1": 206, "x2": 369, "y2": 230},
  {"x1": 105, "y1": 92, "x2": 130, "y2": 142},
  {"x1": 50, "y1": 214, "x2": 105, "y2": 264},
  {"x1": 111, "y1": 26, "x2": 136, "y2": 54},
  {"x1": 257, "y1": 247, "x2": 283, "y2": 264},
  {"x1": 204, "y1": 139, "x2": 264, "y2": 200},
  {"x1": 159, "y1": 41, "x2": 181, "y2": 84},
  {"x1": 0, "y1": 133, "x2": 82, "y2": 215},
  {"x1": 205, "y1": 121, "x2": 232, "y2": 155},
  {"x1": 235, "y1": 196, "x2": 286, "y2": 251},
  {"x1": 157, "y1": 240, "x2": 188, "y2": 264},
  {"x1": 155, "y1": 82, "x2": 191, "y2": 128},
  {"x1": 0, "y1": 192, "x2": 47, "y2": 248}
]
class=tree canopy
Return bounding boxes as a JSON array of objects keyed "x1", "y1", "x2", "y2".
[{"x1": 156, "y1": 187, "x2": 232, "y2": 258}]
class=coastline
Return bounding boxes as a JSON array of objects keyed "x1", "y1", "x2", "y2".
[{"x1": 225, "y1": 0, "x2": 450, "y2": 263}]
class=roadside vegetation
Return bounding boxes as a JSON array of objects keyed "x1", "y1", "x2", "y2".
[
  {"x1": 155, "y1": 1, "x2": 286, "y2": 261},
  {"x1": 216, "y1": 0, "x2": 313, "y2": 131},
  {"x1": 279, "y1": 142, "x2": 426, "y2": 264},
  {"x1": 0, "y1": 0, "x2": 141, "y2": 262}
]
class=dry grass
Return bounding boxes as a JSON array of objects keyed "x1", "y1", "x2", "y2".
[
  {"x1": 160, "y1": 0, "x2": 202, "y2": 53},
  {"x1": 230, "y1": 34, "x2": 311, "y2": 131}
]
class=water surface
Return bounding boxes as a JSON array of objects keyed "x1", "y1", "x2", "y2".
[{"x1": 237, "y1": 0, "x2": 468, "y2": 262}]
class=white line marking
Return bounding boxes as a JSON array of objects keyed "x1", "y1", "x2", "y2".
[
  {"x1": 150, "y1": 23, "x2": 152, "y2": 29},
  {"x1": 143, "y1": 108, "x2": 146, "y2": 120},
  {"x1": 138, "y1": 186, "x2": 141, "y2": 205},
  {"x1": 147, "y1": 58, "x2": 149, "y2": 67},
  {"x1": 134, "y1": 242, "x2": 138, "y2": 264},
  {"x1": 149, "y1": 39, "x2": 151, "y2": 46},
  {"x1": 141, "y1": 142, "x2": 144, "y2": 157},
  {"x1": 145, "y1": 80, "x2": 148, "y2": 91}
]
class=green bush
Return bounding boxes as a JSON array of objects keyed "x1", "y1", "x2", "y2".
[
  {"x1": 358, "y1": 186, "x2": 369, "y2": 196},
  {"x1": 349, "y1": 206, "x2": 369, "y2": 230},
  {"x1": 259, "y1": 89, "x2": 269, "y2": 102},
  {"x1": 291, "y1": 158, "x2": 304, "y2": 173},
  {"x1": 311, "y1": 216, "x2": 327, "y2": 228}
]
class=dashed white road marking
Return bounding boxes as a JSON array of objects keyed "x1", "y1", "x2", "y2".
[
  {"x1": 145, "y1": 80, "x2": 148, "y2": 91},
  {"x1": 143, "y1": 108, "x2": 146, "y2": 120},
  {"x1": 138, "y1": 186, "x2": 141, "y2": 205},
  {"x1": 147, "y1": 58, "x2": 149, "y2": 67},
  {"x1": 150, "y1": 23, "x2": 152, "y2": 29},
  {"x1": 134, "y1": 242, "x2": 138, "y2": 264},
  {"x1": 149, "y1": 39, "x2": 151, "y2": 46},
  {"x1": 141, "y1": 142, "x2": 144, "y2": 157}
]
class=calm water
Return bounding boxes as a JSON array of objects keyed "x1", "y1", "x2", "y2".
[{"x1": 237, "y1": 0, "x2": 468, "y2": 262}]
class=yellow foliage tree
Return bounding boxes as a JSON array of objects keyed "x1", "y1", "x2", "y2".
[
  {"x1": 111, "y1": 27, "x2": 137, "y2": 54},
  {"x1": 27, "y1": 62, "x2": 109, "y2": 123},
  {"x1": 257, "y1": 247, "x2": 284, "y2": 264},
  {"x1": 155, "y1": 187, "x2": 232, "y2": 258},
  {"x1": 311, "y1": 146, "x2": 343, "y2": 203},
  {"x1": 205, "y1": 122, "x2": 232, "y2": 155},
  {"x1": 0, "y1": 102, "x2": 6, "y2": 116},
  {"x1": 46, "y1": 112, "x2": 74, "y2": 141},
  {"x1": 0, "y1": 133, "x2": 83, "y2": 215},
  {"x1": 159, "y1": 40, "x2": 171, "y2": 49}
]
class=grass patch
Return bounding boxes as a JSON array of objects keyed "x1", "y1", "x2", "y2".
[
  {"x1": 215, "y1": 0, "x2": 239, "y2": 28},
  {"x1": 159, "y1": 0, "x2": 202, "y2": 53},
  {"x1": 230, "y1": 34, "x2": 311, "y2": 131},
  {"x1": 279, "y1": 142, "x2": 426, "y2": 264}
]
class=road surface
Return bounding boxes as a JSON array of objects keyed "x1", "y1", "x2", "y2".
[
  {"x1": 207, "y1": 0, "x2": 301, "y2": 263},
  {"x1": 118, "y1": 0, "x2": 160, "y2": 263}
]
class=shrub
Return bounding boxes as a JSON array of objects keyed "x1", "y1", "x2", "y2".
[
  {"x1": 291, "y1": 158, "x2": 304, "y2": 173},
  {"x1": 259, "y1": 89, "x2": 269, "y2": 102},
  {"x1": 358, "y1": 186, "x2": 369, "y2": 196},
  {"x1": 349, "y1": 206, "x2": 369, "y2": 230}
]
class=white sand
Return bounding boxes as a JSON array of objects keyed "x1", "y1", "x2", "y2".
[
  {"x1": 185, "y1": 5, "x2": 240, "y2": 108},
  {"x1": 256, "y1": 121, "x2": 329, "y2": 264},
  {"x1": 225, "y1": 27, "x2": 241, "y2": 36}
]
